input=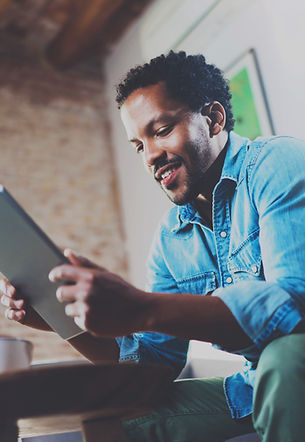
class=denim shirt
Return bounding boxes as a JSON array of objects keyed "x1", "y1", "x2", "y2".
[{"x1": 116, "y1": 131, "x2": 305, "y2": 419}]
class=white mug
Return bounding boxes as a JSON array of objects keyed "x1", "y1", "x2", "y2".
[{"x1": 0, "y1": 337, "x2": 32, "y2": 373}]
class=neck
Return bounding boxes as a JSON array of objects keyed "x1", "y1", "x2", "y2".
[
  {"x1": 194, "y1": 138, "x2": 228, "y2": 227},
  {"x1": 197, "y1": 131, "x2": 229, "y2": 202}
]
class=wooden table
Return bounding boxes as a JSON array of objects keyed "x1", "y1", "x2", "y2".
[{"x1": 0, "y1": 362, "x2": 175, "y2": 441}]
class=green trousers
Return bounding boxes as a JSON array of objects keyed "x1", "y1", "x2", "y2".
[{"x1": 123, "y1": 333, "x2": 305, "y2": 442}]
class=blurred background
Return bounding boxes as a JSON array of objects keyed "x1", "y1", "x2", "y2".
[{"x1": 0, "y1": 0, "x2": 304, "y2": 368}]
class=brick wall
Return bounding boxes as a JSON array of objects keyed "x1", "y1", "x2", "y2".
[{"x1": 0, "y1": 58, "x2": 128, "y2": 363}]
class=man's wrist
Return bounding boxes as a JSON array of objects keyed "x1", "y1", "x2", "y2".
[{"x1": 135, "y1": 290, "x2": 161, "y2": 333}]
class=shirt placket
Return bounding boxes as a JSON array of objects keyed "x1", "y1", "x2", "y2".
[{"x1": 213, "y1": 183, "x2": 233, "y2": 287}]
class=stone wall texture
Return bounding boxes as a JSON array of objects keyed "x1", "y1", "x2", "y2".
[{"x1": 0, "y1": 58, "x2": 127, "y2": 363}]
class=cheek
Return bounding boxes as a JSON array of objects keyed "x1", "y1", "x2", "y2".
[
  {"x1": 187, "y1": 117, "x2": 209, "y2": 140},
  {"x1": 160, "y1": 131, "x2": 187, "y2": 154}
]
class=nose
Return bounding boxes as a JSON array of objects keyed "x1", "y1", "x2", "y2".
[{"x1": 144, "y1": 141, "x2": 166, "y2": 169}]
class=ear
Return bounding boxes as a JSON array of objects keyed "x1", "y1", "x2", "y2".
[{"x1": 201, "y1": 102, "x2": 226, "y2": 137}]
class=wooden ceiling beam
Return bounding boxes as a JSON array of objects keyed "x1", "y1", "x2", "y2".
[
  {"x1": 0, "y1": 0, "x2": 12, "y2": 18},
  {"x1": 46, "y1": 0, "x2": 126, "y2": 69},
  {"x1": 97, "y1": 0, "x2": 152, "y2": 55}
]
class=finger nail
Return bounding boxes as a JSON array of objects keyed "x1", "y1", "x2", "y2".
[
  {"x1": 65, "y1": 304, "x2": 72, "y2": 316},
  {"x1": 15, "y1": 300, "x2": 24, "y2": 308},
  {"x1": 15, "y1": 310, "x2": 24, "y2": 321},
  {"x1": 49, "y1": 270, "x2": 59, "y2": 282},
  {"x1": 56, "y1": 287, "x2": 62, "y2": 302},
  {"x1": 8, "y1": 286, "x2": 15, "y2": 297},
  {"x1": 64, "y1": 248, "x2": 79, "y2": 258}
]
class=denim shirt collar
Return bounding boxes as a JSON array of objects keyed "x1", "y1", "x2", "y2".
[{"x1": 173, "y1": 131, "x2": 250, "y2": 232}]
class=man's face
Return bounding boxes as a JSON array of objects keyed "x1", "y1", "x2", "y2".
[{"x1": 120, "y1": 82, "x2": 219, "y2": 205}]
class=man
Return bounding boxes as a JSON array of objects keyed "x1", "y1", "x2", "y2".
[{"x1": 2, "y1": 51, "x2": 305, "y2": 441}]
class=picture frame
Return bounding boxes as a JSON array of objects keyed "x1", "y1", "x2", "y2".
[{"x1": 225, "y1": 49, "x2": 275, "y2": 139}]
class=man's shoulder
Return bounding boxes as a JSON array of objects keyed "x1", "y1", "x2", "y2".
[
  {"x1": 248, "y1": 134, "x2": 305, "y2": 156},
  {"x1": 244, "y1": 135, "x2": 305, "y2": 193},
  {"x1": 241, "y1": 134, "x2": 305, "y2": 173}
]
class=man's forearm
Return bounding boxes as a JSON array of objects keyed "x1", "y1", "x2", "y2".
[
  {"x1": 49, "y1": 260, "x2": 253, "y2": 348},
  {"x1": 143, "y1": 292, "x2": 252, "y2": 351},
  {"x1": 68, "y1": 332, "x2": 119, "y2": 364}
]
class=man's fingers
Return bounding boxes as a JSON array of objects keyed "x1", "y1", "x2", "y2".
[
  {"x1": 64, "y1": 301, "x2": 83, "y2": 318},
  {"x1": 64, "y1": 249, "x2": 103, "y2": 270},
  {"x1": 1, "y1": 295, "x2": 24, "y2": 309},
  {"x1": 5, "y1": 308, "x2": 26, "y2": 322},
  {"x1": 73, "y1": 316, "x2": 87, "y2": 331},
  {"x1": 56, "y1": 285, "x2": 87, "y2": 303},
  {"x1": 0, "y1": 279, "x2": 16, "y2": 297},
  {"x1": 49, "y1": 264, "x2": 88, "y2": 283}
]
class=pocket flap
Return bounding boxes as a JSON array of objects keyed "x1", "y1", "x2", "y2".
[
  {"x1": 228, "y1": 229, "x2": 262, "y2": 276},
  {"x1": 177, "y1": 271, "x2": 217, "y2": 295}
]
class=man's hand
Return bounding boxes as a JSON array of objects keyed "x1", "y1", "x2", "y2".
[
  {"x1": 49, "y1": 249, "x2": 149, "y2": 337},
  {"x1": 0, "y1": 248, "x2": 253, "y2": 350},
  {"x1": 0, "y1": 277, "x2": 52, "y2": 331},
  {"x1": 50, "y1": 251, "x2": 253, "y2": 349}
]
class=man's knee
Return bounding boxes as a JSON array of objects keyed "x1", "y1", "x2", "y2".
[
  {"x1": 256, "y1": 333, "x2": 305, "y2": 387},
  {"x1": 253, "y1": 336, "x2": 298, "y2": 416},
  {"x1": 252, "y1": 334, "x2": 305, "y2": 439}
]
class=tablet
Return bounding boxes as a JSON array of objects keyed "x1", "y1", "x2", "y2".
[{"x1": 0, "y1": 186, "x2": 84, "y2": 340}]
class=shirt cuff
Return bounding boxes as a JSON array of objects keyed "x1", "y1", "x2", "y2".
[{"x1": 213, "y1": 280, "x2": 304, "y2": 353}]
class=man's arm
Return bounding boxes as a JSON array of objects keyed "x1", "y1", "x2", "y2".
[
  {"x1": 50, "y1": 259, "x2": 253, "y2": 350},
  {"x1": 212, "y1": 138, "x2": 305, "y2": 352},
  {"x1": 68, "y1": 333, "x2": 119, "y2": 363},
  {"x1": 143, "y1": 291, "x2": 252, "y2": 351},
  {"x1": 50, "y1": 136, "x2": 305, "y2": 353}
]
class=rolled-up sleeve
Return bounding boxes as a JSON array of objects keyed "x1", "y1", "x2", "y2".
[
  {"x1": 215, "y1": 137, "x2": 305, "y2": 354},
  {"x1": 116, "y1": 227, "x2": 189, "y2": 375}
]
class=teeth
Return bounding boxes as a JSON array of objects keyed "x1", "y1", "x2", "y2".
[{"x1": 161, "y1": 168, "x2": 175, "y2": 179}]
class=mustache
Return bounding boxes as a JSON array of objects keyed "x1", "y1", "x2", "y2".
[{"x1": 153, "y1": 155, "x2": 183, "y2": 177}]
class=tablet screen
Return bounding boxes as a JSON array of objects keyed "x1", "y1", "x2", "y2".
[{"x1": 0, "y1": 186, "x2": 84, "y2": 340}]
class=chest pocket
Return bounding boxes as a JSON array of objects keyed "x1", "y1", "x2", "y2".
[
  {"x1": 176, "y1": 271, "x2": 217, "y2": 295},
  {"x1": 228, "y1": 229, "x2": 263, "y2": 282}
]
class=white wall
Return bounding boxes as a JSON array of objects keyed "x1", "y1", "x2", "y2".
[
  {"x1": 177, "y1": 0, "x2": 305, "y2": 138},
  {"x1": 105, "y1": 0, "x2": 305, "y2": 290}
]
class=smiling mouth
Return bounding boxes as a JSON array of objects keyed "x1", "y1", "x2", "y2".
[{"x1": 155, "y1": 162, "x2": 182, "y2": 188}]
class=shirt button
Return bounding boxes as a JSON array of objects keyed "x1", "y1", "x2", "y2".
[
  {"x1": 251, "y1": 265, "x2": 258, "y2": 273},
  {"x1": 226, "y1": 276, "x2": 233, "y2": 284},
  {"x1": 220, "y1": 231, "x2": 227, "y2": 238}
]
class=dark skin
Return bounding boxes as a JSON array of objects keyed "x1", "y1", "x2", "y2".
[
  {"x1": 0, "y1": 81, "x2": 252, "y2": 361},
  {"x1": 0, "y1": 250, "x2": 119, "y2": 363}
]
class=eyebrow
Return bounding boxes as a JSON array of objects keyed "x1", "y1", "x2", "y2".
[
  {"x1": 128, "y1": 114, "x2": 176, "y2": 144},
  {"x1": 129, "y1": 137, "x2": 140, "y2": 144}
]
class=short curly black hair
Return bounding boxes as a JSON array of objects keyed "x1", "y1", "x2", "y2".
[{"x1": 116, "y1": 51, "x2": 234, "y2": 132}]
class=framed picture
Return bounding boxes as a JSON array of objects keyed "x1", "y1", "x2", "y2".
[{"x1": 225, "y1": 49, "x2": 275, "y2": 139}]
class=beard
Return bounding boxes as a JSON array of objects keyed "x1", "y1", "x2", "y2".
[
  {"x1": 159, "y1": 137, "x2": 213, "y2": 206},
  {"x1": 161, "y1": 166, "x2": 201, "y2": 205}
]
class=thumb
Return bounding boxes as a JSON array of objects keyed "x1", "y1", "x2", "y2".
[{"x1": 63, "y1": 248, "x2": 98, "y2": 269}]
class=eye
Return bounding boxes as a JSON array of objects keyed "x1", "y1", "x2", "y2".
[
  {"x1": 135, "y1": 143, "x2": 144, "y2": 154},
  {"x1": 155, "y1": 125, "x2": 173, "y2": 137}
]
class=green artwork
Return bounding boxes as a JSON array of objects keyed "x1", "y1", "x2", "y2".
[{"x1": 229, "y1": 67, "x2": 262, "y2": 140}]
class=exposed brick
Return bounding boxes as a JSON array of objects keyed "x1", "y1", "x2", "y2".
[{"x1": 0, "y1": 58, "x2": 127, "y2": 363}]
